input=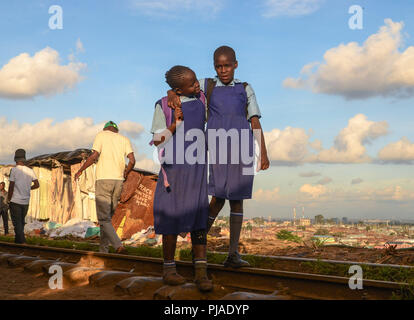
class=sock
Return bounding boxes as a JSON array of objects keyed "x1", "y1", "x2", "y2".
[
  {"x1": 206, "y1": 215, "x2": 216, "y2": 233},
  {"x1": 163, "y1": 261, "x2": 176, "y2": 276},
  {"x1": 229, "y1": 212, "x2": 243, "y2": 255},
  {"x1": 194, "y1": 259, "x2": 208, "y2": 280}
]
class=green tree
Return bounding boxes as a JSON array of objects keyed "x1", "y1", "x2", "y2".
[
  {"x1": 253, "y1": 217, "x2": 265, "y2": 225},
  {"x1": 314, "y1": 228, "x2": 330, "y2": 236},
  {"x1": 314, "y1": 215, "x2": 324, "y2": 224},
  {"x1": 245, "y1": 223, "x2": 253, "y2": 231},
  {"x1": 276, "y1": 230, "x2": 302, "y2": 243}
]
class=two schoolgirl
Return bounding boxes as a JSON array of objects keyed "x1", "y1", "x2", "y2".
[{"x1": 151, "y1": 46, "x2": 269, "y2": 291}]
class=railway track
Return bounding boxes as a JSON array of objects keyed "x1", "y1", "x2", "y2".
[{"x1": 0, "y1": 241, "x2": 411, "y2": 300}]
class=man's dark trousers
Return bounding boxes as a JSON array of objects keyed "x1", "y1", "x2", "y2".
[
  {"x1": 0, "y1": 208, "x2": 9, "y2": 234},
  {"x1": 9, "y1": 202, "x2": 28, "y2": 243}
]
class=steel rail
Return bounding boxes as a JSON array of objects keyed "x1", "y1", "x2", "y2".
[
  {"x1": 210, "y1": 251, "x2": 414, "y2": 269},
  {"x1": 0, "y1": 241, "x2": 410, "y2": 300}
]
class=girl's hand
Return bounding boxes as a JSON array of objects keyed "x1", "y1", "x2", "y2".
[
  {"x1": 174, "y1": 106, "x2": 184, "y2": 122},
  {"x1": 167, "y1": 90, "x2": 181, "y2": 109},
  {"x1": 260, "y1": 152, "x2": 270, "y2": 171}
]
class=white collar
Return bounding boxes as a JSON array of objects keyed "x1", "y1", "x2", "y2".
[{"x1": 214, "y1": 76, "x2": 241, "y2": 87}]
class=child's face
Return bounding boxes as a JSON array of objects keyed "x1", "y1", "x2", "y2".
[
  {"x1": 214, "y1": 54, "x2": 238, "y2": 85},
  {"x1": 176, "y1": 71, "x2": 200, "y2": 97}
]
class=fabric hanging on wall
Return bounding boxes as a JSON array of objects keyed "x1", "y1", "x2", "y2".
[
  {"x1": 50, "y1": 166, "x2": 64, "y2": 223},
  {"x1": 28, "y1": 167, "x2": 40, "y2": 221},
  {"x1": 38, "y1": 167, "x2": 51, "y2": 220},
  {"x1": 70, "y1": 163, "x2": 83, "y2": 221},
  {"x1": 79, "y1": 163, "x2": 97, "y2": 222},
  {"x1": 61, "y1": 175, "x2": 74, "y2": 225}
]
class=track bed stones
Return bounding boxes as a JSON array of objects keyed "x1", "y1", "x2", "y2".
[
  {"x1": 89, "y1": 271, "x2": 140, "y2": 287},
  {"x1": 24, "y1": 259, "x2": 55, "y2": 274},
  {"x1": 219, "y1": 291, "x2": 291, "y2": 300},
  {"x1": 114, "y1": 276, "x2": 164, "y2": 296},
  {"x1": 41, "y1": 261, "x2": 78, "y2": 275},
  {"x1": 7, "y1": 256, "x2": 38, "y2": 268},
  {"x1": 0, "y1": 253, "x2": 20, "y2": 265},
  {"x1": 63, "y1": 267, "x2": 105, "y2": 285},
  {"x1": 153, "y1": 283, "x2": 231, "y2": 300}
]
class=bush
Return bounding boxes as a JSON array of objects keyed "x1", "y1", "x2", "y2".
[
  {"x1": 314, "y1": 228, "x2": 330, "y2": 236},
  {"x1": 276, "y1": 230, "x2": 302, "y2": 243}
]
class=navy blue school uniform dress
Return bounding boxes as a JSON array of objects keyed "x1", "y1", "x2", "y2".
[
  {"x1": 205, "y1": 79, "x2": 256, "y2": 200},
  {"x1": 152, "y1": 96, "x2": 208, "y2": 235}
]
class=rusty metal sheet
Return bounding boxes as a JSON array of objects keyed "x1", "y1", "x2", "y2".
[{"x1": 112, "y1": 170, "x2": 157, "y2": 240}]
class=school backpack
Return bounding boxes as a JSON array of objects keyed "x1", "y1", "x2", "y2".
[
  {"x1": 149, "y1": 92, "x2": 207, "y2": 191},
  {"x1": 204, "y1": 78, "x2": 249, "y2": 120}
]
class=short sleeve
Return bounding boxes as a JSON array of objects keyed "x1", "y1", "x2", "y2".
[
  {"x1": 245, "y1": 84, "x2": 262, "y2": 121},
  {"x1": 124, "y1": 137, "x2": 134, "y2": 156},
  {"x1": 199, "y1": 78, "x2": 206, "y2": 93},
  {"x1": 151, "y1": 103, "x2": 167, "y2": 134},
  {"x1": 30, "y1": 168, "x2": 37, "y2": 181},
  {"x1": 9, "y1": 168, "x2": 15, "y2": 182},
  {"x1": 92, "y1": 133, "x2": 103, "y2": 154}
]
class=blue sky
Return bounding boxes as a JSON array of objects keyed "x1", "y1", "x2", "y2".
[{"x1": 1, "y1": 0, "x2": 414, "y2": 219}]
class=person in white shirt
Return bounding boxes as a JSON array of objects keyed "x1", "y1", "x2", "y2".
[
  {"x1": 75, "y1": 121, "x2": 135, "y2": 254},
  {"x1": 7, "y1": 149, "x2": 39, "y2": 243},
  {"x1": 0, "y1": 182, "x2": 9, "y2": 235}
]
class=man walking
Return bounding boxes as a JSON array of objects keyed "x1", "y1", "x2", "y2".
[
  {"x1": 75, "y1": 121, "x2": 135, "y2": 254},
  {"x1": 7, "y1": 149, "x2": 40, "y2": 243},
  {"x1": 0, "y1": 182, "x2": 9, "y2": 235}
]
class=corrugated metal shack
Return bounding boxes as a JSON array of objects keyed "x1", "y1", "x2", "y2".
[{"x1": 0, "y1": 149, "x2": 157, "y2": 239}]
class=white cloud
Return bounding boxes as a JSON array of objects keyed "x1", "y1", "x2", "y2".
[
  {"x1": 299, "y1": 171, "x2": 321, "y2": 177},
  {"x1": 378, "y1": 137, "x2": 414, "y2": 163},
  {"x1": 0, "y1": 117, "x2": 144, "y2": 164},
  {"x1": 131, "y1": 0, "x2": 223, "y2": 16},
  {"x1": 263, "y1": 0, "x2": 323, "y2": 17},
  {"x1": 317, "y1": 177, "x2": 332, "y2": 185},
  {"x1": 253, "y1": 187, "x2": 281, "y2": 202},
  {"x1": 0, "y1": 47, "x2": 86, "y2": 99},
  {"x1": 351, "y1": 178, "x2": 363, "y2": 185},
  {"x1": 362, "y1": 185, "x2": 414, "y2": 202},
  {"x1": 299, "y1": 183, "x2": 327, "y2": 198},
  {"x1": 264, "y1": 127, "x2": 312, "y2": 164},
  {"x1": 314, "y1": 114, "x2": 388, "y2": 163},
  {"x1": 284, "y1": 19, "x2": 414, "y2": 99},
  {"x1": 264, "y1": 114, "x2": 388, "y2": 165},
  {"x1": 119, "y1": 120, "x2": 144, "y2": 140},
  {"x1": 135, "y1": 158, "x2": 159, "y2": 173},
  {"x1": 76, "y1": 38, "x2": 85, "y2": 53}
]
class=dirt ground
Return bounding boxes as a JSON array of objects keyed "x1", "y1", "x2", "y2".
[{"x1": 0, "y1": 265, "x2": 152, "y2": 300}]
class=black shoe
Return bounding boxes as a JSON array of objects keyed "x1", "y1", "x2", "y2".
[{"x1": 223, "y1": 252, "x2": 250, "y2": 268}]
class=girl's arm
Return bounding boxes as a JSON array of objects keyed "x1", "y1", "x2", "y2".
[
  {"x1": 153, "y1": 107, "x2": 183, "y2": 147},
  {"x1": 250, "y1": 116, "x2": 270, "y2": 171}
]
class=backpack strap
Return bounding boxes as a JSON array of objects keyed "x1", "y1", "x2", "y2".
[
  {"x1": 242, "y1": 82, "x2": 249, "y2": 118},
  {"x1": 199, "y1": 91, "x2": 206, "y2": 106},
  {"x1": 160, "y1": 96, "x2": 173, "y2": 127},
  {"x1": 149, "y1": 98, "x2": 172, "y2": 191},
  {"x1": 205, "y1": 78, "x2": 216, "y2": 120}
]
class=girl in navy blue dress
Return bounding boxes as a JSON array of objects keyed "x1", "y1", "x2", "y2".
[
  {"x1": 151, "y1": 66, "x2": 212, "y2": 292},
  {"x1": 168, "y1": 47, "x2": 270, "y2": 268}
]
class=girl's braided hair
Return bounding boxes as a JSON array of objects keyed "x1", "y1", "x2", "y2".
[{"x1": 165, "y1": 65, "x2": 193, "y2": 90}]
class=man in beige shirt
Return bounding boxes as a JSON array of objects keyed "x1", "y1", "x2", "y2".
[{"x1": 75, "y1": 121, "x2": 136, "y2": 253}]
